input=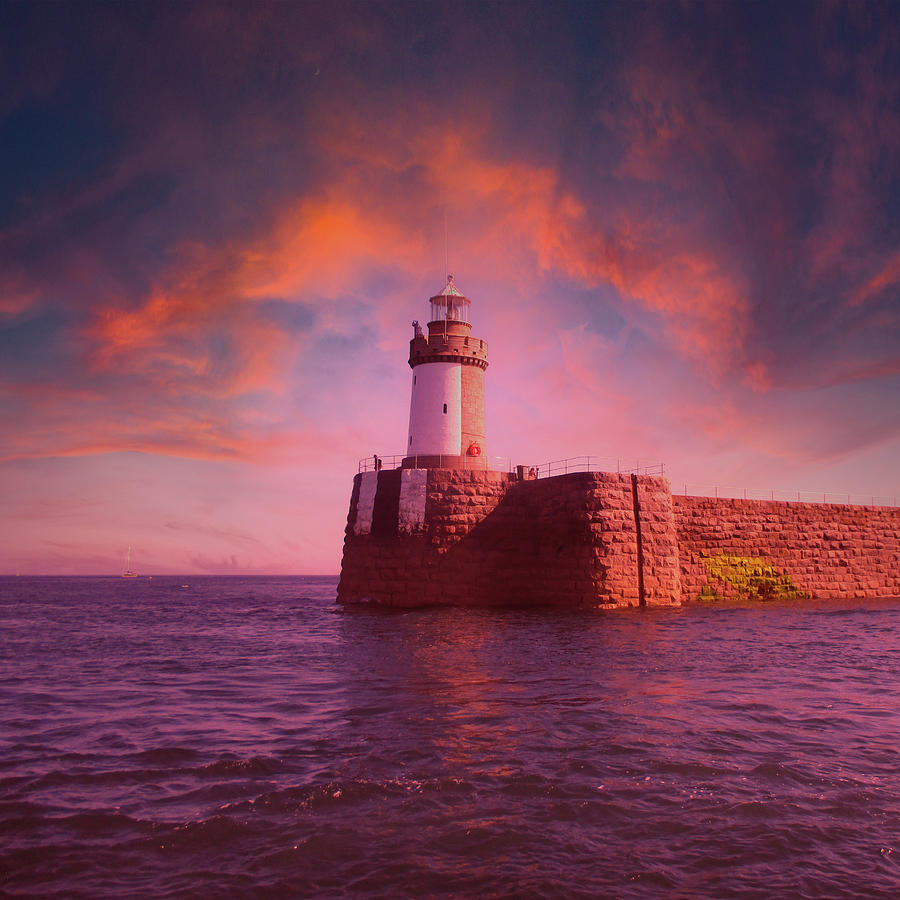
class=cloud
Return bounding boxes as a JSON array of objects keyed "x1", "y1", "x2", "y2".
[{"x1": 850, "y1": 250, "x2": 900, "y2": 308}]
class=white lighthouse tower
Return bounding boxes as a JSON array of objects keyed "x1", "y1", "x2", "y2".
[{"x1": 403, "y1": 276, "x2": 489, "y2": 469}]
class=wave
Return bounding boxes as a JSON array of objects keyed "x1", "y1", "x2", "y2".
[
  {"x1": 199, "y1": 755, "x2": 282, "y2": 777},
  {"x1": 131, "y1": 747, "x2": 203, "y2": 766}
]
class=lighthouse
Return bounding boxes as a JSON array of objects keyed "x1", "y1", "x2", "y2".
[{"x1": 403, "y1": 276, "x2": 489, "y2": 468}]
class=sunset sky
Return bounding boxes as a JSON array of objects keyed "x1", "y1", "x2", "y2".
[{"x1": 2, "y1": 1, "x2": 899, "y2": 574}]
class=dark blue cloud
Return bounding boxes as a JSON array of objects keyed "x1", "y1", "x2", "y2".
[
  {"x1": 0, "y1": 94, "x2": 121, "y2": 229},
  {"x1": 257, "y1": 300, "x2": 316, "y2": 335},
  {"x1": 0, "y1": 310, "x2": 75, "y2": 378}
]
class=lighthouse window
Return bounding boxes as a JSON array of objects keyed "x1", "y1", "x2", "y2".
[
  {"x1": 413, "y1": 375, "x2": 416, "y2": 385},
  {"x1": 443, "y1": 403, "x2": 448, "y2": 414},
  {"x1": 409, "y1": 435, "x2": 413, "y2": 445},
  {"x1": 464, "y1": 337, "x2": 469, "y2": 346}
]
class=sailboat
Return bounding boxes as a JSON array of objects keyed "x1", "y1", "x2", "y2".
[{"x1": 122, "y1": 545, "x2": 138, "y2": 578}]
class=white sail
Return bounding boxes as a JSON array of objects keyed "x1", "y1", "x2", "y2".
[{"x1": 122, "y1": 545, "x2": 137, "y2": 578}]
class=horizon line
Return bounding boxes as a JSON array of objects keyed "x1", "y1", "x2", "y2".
[{"x1": 0, "y1": 573, "x2": 341, "y2": 578}]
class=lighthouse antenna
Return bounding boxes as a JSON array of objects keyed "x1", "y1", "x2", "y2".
[{"x1": 443, "y1": 206, "x2": 449, "y2": 282}]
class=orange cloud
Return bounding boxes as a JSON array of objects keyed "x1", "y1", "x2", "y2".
[{"x1": 850, "y1": 250, "x2": 900, "y2": 308}]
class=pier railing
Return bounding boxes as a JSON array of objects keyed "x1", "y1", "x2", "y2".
[
  {"x1": 357, "y1": 453, "x2": 665, "y2": 476},
  {"x1": 532, "y1": 457, "x2": 665, "y2": 479},
  {"x1": 354, "y1": 457, "x2": 894, "y2": 507},
  {"x1": 358, "y1": 453, "x2": 664, "y2": 477},
  {"x1": 678, "y1": 483, "x2": 898, "y2": 508}
]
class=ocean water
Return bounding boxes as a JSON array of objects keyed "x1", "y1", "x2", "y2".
[{"x1": 2, "y1": 577, "x2": 900, "y2": 898}]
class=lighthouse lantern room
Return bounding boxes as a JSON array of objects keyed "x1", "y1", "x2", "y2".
[{"x1": 404, "y1": 276, "x2": 489, "y2": 469}]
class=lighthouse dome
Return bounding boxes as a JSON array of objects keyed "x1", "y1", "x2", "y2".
[{"x1": 428, "y1": 275, "x2": 470, "y2": 324}]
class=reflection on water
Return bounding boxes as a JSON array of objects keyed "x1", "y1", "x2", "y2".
[{"x1": 2, "y1": 577, "x2": 900, "y2": 898}]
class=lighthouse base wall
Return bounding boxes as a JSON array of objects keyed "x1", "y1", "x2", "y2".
[{"x1": 337, "y1": 470, "x2": 681, "y2": 608}]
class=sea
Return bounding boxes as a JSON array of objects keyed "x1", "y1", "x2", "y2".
[{"x1": 2, "y1": 576, "x2": 900, "y2": 899}]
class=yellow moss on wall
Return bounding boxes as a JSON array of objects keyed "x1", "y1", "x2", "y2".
[{"x1": 698, "y1": 554, "x2": 808, "y2": 602}]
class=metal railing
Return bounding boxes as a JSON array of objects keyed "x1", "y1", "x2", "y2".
[
  {"x1": 358, "y1": 454, "x2": 404, "y2": 472},
  {"x1": 531, "y1": 457, "x2": 665, "y2": 479},
  {"x1": 678, "y1": 484, "x2": 898, "y2": 508},
  {"x1": 358, "y1": 453, "x2": 513, "y2": 473},
  {"x1": 353, "y1": 457, "x2": 895, "y2": 508},
  {"x1": 358, "y1": 453, "x2": 664, "y2": 478}
]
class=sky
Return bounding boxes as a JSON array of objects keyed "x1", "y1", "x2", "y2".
[{"x1": 1, "y1": 0, "x2": 899, "y2": 575}]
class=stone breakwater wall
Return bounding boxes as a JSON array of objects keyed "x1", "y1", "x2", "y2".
[
  {"x1": 337, "y1": 469, "x2": 900, "y2": 607},
  {"x1": 674, "y1": 496, "x2": 900, "y2": 601}
]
